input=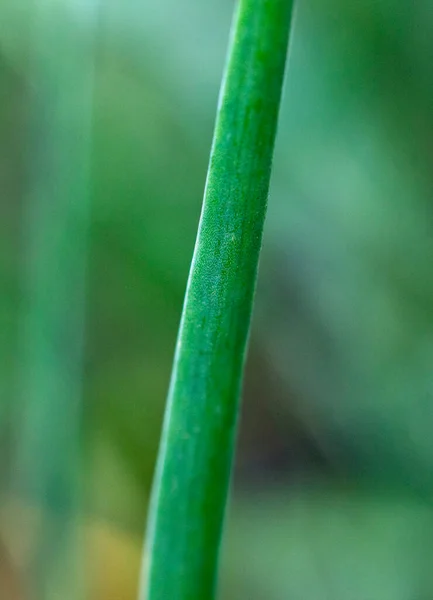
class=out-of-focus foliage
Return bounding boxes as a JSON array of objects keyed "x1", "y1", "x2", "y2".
[{"x1": 2, "y1": 0, "x2": 433, "y2": 598}]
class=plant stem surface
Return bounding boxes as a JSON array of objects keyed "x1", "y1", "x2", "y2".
[{"x1": 142, "y1": 1, "x2": 294, "y2": 598}]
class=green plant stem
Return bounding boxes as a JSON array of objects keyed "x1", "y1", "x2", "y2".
[
  {"x1": 141, "y1": 0, "x2": 294, "y2": 598},
  {"x1": 16, "y1": 2, "x2": 97, "y2": 598}
]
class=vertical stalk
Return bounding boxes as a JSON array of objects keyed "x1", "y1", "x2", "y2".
[
  {"x1": 16, "y1": 1, "x2": 98, "y2": 598},
  {"x1": 141, "y1": 1, "x2": 294, "y2": 598}
]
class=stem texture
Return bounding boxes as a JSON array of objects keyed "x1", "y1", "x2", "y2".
[{"x1": 142, "y1": 1, "x2": 294, "y2": 598}]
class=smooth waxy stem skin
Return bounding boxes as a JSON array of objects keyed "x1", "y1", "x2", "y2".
[{"x1": 141, "y1": 0, "x2": 294, "y2": 598}]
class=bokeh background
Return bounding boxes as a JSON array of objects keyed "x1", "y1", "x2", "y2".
[{"x1": 2, "y1": 0, "x2": 433, "y2": 598}]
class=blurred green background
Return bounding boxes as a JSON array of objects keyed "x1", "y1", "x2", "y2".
[{"x1": 2, "y1": 0, "x2": 433, "y2": 598}]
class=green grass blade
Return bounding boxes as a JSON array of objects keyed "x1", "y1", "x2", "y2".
[
  {"x1": 15, "y1": 2, "x2": 98, "y2": 598},
  {"x1": 141, "y1": 1, "x2": 294, "y2": 598}
]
